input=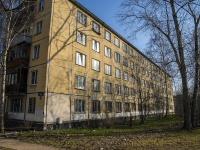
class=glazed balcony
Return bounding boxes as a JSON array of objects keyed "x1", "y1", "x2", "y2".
[
  {"x1": 6, "y1": 84, "x2": 27, "y2": 95},
  {"x1": 10, "y1": 35, "x2": 32, "y2": 47}
]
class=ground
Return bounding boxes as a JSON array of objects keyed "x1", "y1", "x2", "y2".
[{"x1": 1, "y1": 116, "x2": 200, "y2": 150}]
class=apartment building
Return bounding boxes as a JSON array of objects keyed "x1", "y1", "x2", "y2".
[{"x1": 5, "y1": 0, "x2": 174, "y2": 130}]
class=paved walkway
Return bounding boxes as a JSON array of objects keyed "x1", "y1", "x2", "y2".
[{"x1": 0, "y1": 137, "x2": 64, "y2": 150}]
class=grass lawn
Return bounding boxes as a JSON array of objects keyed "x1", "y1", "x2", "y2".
[{"x1": 18, "y1": 115, "x2": 200, "y2": 149}]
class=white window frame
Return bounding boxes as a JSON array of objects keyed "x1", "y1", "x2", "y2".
[
  {"x1": 114, "y1": 37, "x2": 120, "y2": 47},
  {"x1": 36, "y1": 21, "x2": 42, "y2": 34},
  {"x1": 123, "y1": 72, "x2": 128, "y2": 81},
  {"x1": 115, "y1": 84, "x2": 121, "y2": 95},
  {"x1": 105, "y1": 64, "x2": 112, "y2": 75},
  {"x1": 76, "y1": 52, "x2": 86, "y2": 67},
  {"x1": 77, "y1": 11, "x2": 87, "y2": 26},
  {"x1": 116, "y1": 102, "x2": 122, "y2": 112},
  {"x1": 77, "y1": 31, "x2": 86, "y2": 46},
  {"x1": 123, "y1": 43, "x2": 127, "y2": 53},
  {"x1": 92, "y1": 21, "x2": 100, "y2": 33},
  {"x1": 92, "y1": 39, "x2": 100, "y2": 52},
  {"x1": 92, "y1": 59, "x2": 100, "y2": 71},
  {"x1": 124, "y1": 86, "x2": 129, "y2": 96},
  {"x1": 130, "y1": 61, "x2": 134, "y2": 70},
  {"x1": 33, "y1": 45, "x2": 40, "y2": 59},
  {"x1": 75, "y1": 75, "x2": 86, "y2": 90},
  {"x1": 115, "y1": 52, "x2": 120, "y2": 63},
  {"x1": 105, "y1": 30, "x2": 111, "y2": 41},
  {"x1": 75, "y1": 99, "x2": 86, "y2": 113},
  {"x1": 130, "y1": 48, "x2": 134, "y2": 56},
  {"x1": 105, "y1": 101, "x2": 112, "y2": 112},
  {"x1": 105, "y1": 46, "x2": 111, "y2": 58},
  {"x1": 92, "y1": 100, "x2": 100, "y2": 113},
  {"x1": 131, "y1": 74, "x2": 135, "y2": 84},
  {"x1": 10, "y1": 98, "x2": 23, "y2": 112},
  {"x1": 115, "y1": 68, "x2": 121, "y2": 78},
  {"x1": 31, "y1": 70, "x2": 38, "y2": 85},
  {"x1": 105, "y1": 82, "x2": 112, "y2": 94},
  {"x1": 123, "y1": 57, "x2": 128, "y2": 67},
  {"x1": 92, "y1": 79, "x2": 100, "y2": 92}
]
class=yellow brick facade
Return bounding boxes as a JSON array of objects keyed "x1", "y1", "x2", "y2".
[{"x1": 6, "y1": 0, "x2": 174, "y2": 129}]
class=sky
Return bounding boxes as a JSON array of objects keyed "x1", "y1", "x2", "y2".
[{"x1": 77, "y1": 0, "x2": 149, "y2": 52}]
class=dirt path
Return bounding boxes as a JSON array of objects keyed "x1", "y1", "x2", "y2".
[{"x1": 0, "y1": 137, "x2": 64, "y2": 150}]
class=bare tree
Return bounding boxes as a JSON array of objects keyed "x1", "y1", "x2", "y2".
[
  {"x1": 117, "y1": 0, "x2": 200, "y2": 130},
  {"x1": 0, "y1": 0, "x2": 36, "y2": 132}
]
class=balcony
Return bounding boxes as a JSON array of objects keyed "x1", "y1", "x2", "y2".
[
  {"x1": 6, "y1": 84, "x2": 27, "y2": 95},
  {"x1": 10, "y1": 35, "x2": 32, "y2": 47}
]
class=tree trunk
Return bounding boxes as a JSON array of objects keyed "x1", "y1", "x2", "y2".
[
  {"x1": 191, "y1": 22, "x2": 199, "y2": 127},
  {"x1": 0, "y1": 49, "x2": 7, "y2": 133},
  {"x1": 182, "y1": 73, "x2": 192, "y2": 130}
]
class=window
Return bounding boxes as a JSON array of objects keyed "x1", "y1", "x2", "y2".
[
  {"x1": 105, "y1": 82, "x2": 112, "y2": 94},
  {"x1": 115, "y1": 84, "x2": 121, "y2": 95},
  {"x1": 92, "y1": 79, "x2": 100, "y2": 92},
  {"x1": 33, "y1": 45, "x2": 40, "y2": 59},
  {"x1": 132, "y1": 103, "x2": 136, "y2": 111},
  {"x1": 131, "y1": 88, "x2": 136, "y2": 97},
  {"x1": 136, "y1": 64, "x2": 140, "y2": 73},
  {"x1": 92, "y1": 59, "x2": 100, "y2": 71},
  {"x1": 131, "y1": 74, "x2": 135, "y2": 83},
  {"x1": 75, "y1": 99, "x2": 85, "y2": 113},
  {"x1": 105, "y1": 101, "x2": 112, "y2": 112},
  {"x1": 92, "y1": 39, "x2": 100, "y2": 52},
  {"x1": 105, "y1": 46, "x2": 111, "y2": 58},
  {"x1": 77, "y1": 11, "x2": 87, "y2": 26},
  {"x1": 137, "y1": 77, "x2": 141, "y2": 85},
  {"x1": 75, "y1": 75, "x2": 86, "y2": 89},
  {"x1": 135, "y1": 52, "x2": 139, "y2": 60},
  {"x1": 130, "y1": 61, "x2": 134, "y2": 70},
  {"x1": 116, "y1": 102, "x2": 122, "y2": 112},
  {"x1": 115, "y1": 52, "x2": 120, "y2": 63},
  {"x1": 123, "y1": 72, "x2": 128, "y2": 81},
  {"x1": 76, "y1": 52, "x2": 86, "y2": 67},
  {"x1": 31, "y1": 71, "x2": 38, "y2": 85},
  {"x1": 6, "y1": 73, "x2": 17, "y2": 85},
  {"x1": 142, "y1": 79, "x2": 145, "y2": 87},
  {"x1": 123, "y1": 43, "x2": 127, "y2": 53},
  {"x1": 92, "y1": 22, "x2": 100, "y2": 33},
  {"x1": 77, "y1": 31, "x2": 86, "y2": 46},
  {"x1": 105, "y1": 30, "x2": 111, "y2": 41},
  {"x1": 124, "y1": 86, "x2": 129, "y2": 96},
  {"x1": 130, "y1": 48, "x2": 134, "y2": 56},
  {"x1": 141, "y1": 68, "x2": 145, "y2": 75},
  {"x1": 10, "y1": 99, "x2": 23, "y2": 112},
  {"x1": 105, "y1": 64, "x2": 112, "y2": 75},
  {"x1": 36, "y1": 21, "x2": 42, "y2": 34},
  {"x1": 92, "y1": 100, "x2": 100, "y2": 113},
  {"x1": 123, "y1": 57, "x2": 128, "y2": 67},
  {"x1": 146, "y1": 70, "x2": 148, "y2": 77},
  {"x1": 115, "y1": 68, "x2": 121, "y2": 78},
  {"x1": 28, "y1": 98, "x2": 36, "y2": 113},
  {"x1": 38, "y1": 0, "x2": 44, "y2": 12},
  {"x1": 114, "y1": 37, "x2": 120, "y2": 47},
  {"x1": 125, "y1": 103, "x2": 130, "y2": 112}
]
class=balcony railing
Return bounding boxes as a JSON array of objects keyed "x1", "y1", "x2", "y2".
[
  {"x1": 11, "y1": 35, "x2": 32, "y2": 46},
  {"x1": 6, "y1": 84, "x2": 27, "y2": 95}
]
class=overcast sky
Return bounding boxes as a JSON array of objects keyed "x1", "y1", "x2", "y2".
[{"x1": 77, "y1": 0, "x2": 149, "y2": 52}]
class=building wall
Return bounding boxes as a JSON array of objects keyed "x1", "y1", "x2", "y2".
[{"x1": 6, "y1": 0, "x2": 174, "y2": 126}]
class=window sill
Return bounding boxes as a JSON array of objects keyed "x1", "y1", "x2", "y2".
[{"x1": 74, "y1": 112, "x2": 86, "y2": 114}]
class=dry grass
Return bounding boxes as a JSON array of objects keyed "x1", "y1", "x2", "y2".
[{"x1": 18, "y1": 115, "x2": 200, "y2": 150}]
